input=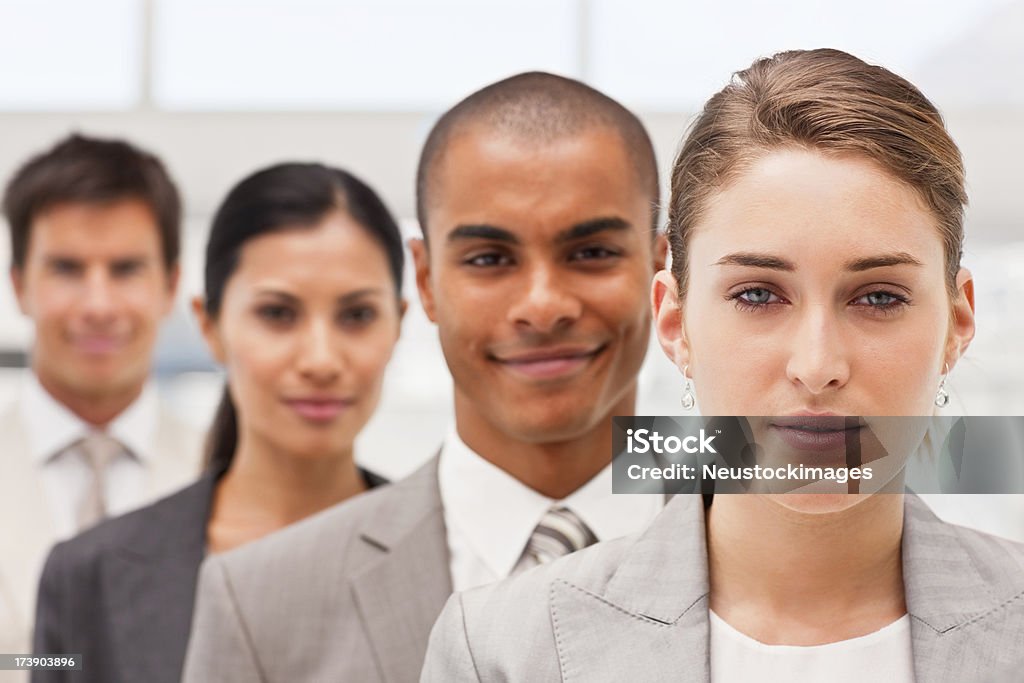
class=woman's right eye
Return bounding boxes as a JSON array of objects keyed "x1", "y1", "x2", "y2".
[
  {"x1": 256, "y1": 304, "x2": 295, "y2": 324},
  {"x1": 741, "y1": 288, "x2": 773, "y2": 304},
  {"x1": 730, "y1": 287, "x2": 783, "y2": 310}
]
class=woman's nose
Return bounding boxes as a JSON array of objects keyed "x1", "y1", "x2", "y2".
[{"x1": 784, "y1": 305, "x2": 851, "y2": 395}]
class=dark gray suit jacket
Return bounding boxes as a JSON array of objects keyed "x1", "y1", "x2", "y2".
[
  {"x1": 423, "y1": 494, "x2": 1024, "y2": 682},
  {"x1": 183, "y1": 457, "x2": 451, "y2": 683},
  {"x1": 32, "y1": 473, "x2": 216, "y2": 683},
  {"x1": 32, "y1": 467, "x2": 387, "y2": 683}
]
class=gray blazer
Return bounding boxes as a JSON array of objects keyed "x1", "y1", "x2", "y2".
[
  {"x1": 423, "y1": 495, "x2": 1024, "y2": 682},
  {"x1": 0, "y1": 399, "x2": 202, "y2": 675},
  {"x1": 32, "y1": 473, "x2": 216, "y2": 683},
  {"x1": 182, "y1": 457, "x2": 451, "y2": 683},
  {"x1": 31, "y1": 465, "x2": 386, "y2": 683}
]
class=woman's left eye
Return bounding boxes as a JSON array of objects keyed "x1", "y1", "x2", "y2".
[
  {"x1": 852, "y1": 290, "x2": 908, "y2": 308},
  {"x1": 257, "y1": 304, "x2": 295, "y2": 323},
  {"x1": 339, "y1": 306, "x2": 378, "y2": 326},
  {"x1": 732, "y1": 287, "x2": 782, "y2": 307}
]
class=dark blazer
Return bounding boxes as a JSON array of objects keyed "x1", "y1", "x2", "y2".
[
  {"x1": 32, "y1": 468, "x2": 386, "y2": 683},
  {"x1": 32, "y1": 473, "x2": 215, "y2": 683}
]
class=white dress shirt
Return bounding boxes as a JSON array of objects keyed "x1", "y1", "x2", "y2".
[
  {"x1": 710, "y1": 611, "x2": 915, "y2": 682},
  {"x1": 20, "y1": 373, "x2": 160, "y2": 540},
  {"x1": 438, "y1": 429, "x2": 664, "y2": 592}
]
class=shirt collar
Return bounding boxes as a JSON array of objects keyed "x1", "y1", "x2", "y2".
[
  {"x1": 21, "y1": 372, "x2": 159, "y2": 465},
  {"x1": 438, "y1": 428, "x2": 663, "y2": 581},
  {"x1": 107, "y1": 382, "x2": 159, "y2": 464}
]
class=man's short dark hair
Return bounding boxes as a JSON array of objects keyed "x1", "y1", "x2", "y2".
[
  {"x1": 415, "y1": 71, "x2": 660, "y2": 240},
  {"x1": 2, "y1": 133, "x2": 181, "y2": 270}
]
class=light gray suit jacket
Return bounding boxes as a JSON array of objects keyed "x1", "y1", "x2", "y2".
[
  {"x1": 182, "y1": 457, "x2": 451, "y2": 683},
  {"x1": 423, "y1": 495, "x2": 1024, "y2": 682}
]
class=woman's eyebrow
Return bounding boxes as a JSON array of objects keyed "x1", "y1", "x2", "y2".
[
  {"x1": 845, "y1": 252, "x2": 923, "y2": 271},
  {"x1": 338, "y1": 288, "x2": 385, "y2": 303},
  {"x1": 713, "y1": 251, "x2": 924, "y2": 272},
  {"x1": 253, "y1": 287, "x2": 299, "y2": 302},
  {"x1": 714, "y1": 252, "x2": 794, "y2": 270}
]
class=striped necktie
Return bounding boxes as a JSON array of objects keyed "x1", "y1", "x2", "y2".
[
  {"x1": 76, "y1": 432, "x2": 126, "y2": 531},
  {"x1": 513, "y1": 506, "x2": 598, "y2": 574}
]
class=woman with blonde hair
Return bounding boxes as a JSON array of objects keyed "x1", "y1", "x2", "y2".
[{"x1": 421, "y1": 48, "x2": 1024, "y2": 682}]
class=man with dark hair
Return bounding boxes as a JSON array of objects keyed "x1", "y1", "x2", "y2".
[
  {"x1": 183, "y1": 72, "x2": 665, "y2": 682},
  {"x1": 0, "y1": 134, "x2": 201, "y2": 667}
]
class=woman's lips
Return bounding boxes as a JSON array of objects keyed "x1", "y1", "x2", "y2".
[
  {"x1": 285, "y1": 399, "x2": 352, "y2": 422},
  {"x1": 769, "y1": 417, "x2": 864, "y2": 452}
]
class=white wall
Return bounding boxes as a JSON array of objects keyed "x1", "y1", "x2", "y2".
[{"x1": 1, "y1": 0, "x2": 1022, "y2": 489}]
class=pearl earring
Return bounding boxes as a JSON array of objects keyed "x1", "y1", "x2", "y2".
[
  {"x1": 681, "y1": 364, "x2": 695, "y2": 411},
  {"x1": 935, "y1": 363, "x2": 950, "y2": 408}
]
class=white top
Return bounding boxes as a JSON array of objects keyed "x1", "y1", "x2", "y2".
[
  {"x1": 20, "y1": 373, "x2": 160, "y2": 539},
  {"x1": 438, "y1": 429, "x2": 664, "y2": 592},
  {"x1": 710, "y1": 610, "x2": 915, "y2": 683}
]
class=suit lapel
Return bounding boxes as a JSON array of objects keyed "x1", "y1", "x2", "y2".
[
  {"x1": 902, "y1": 495, "x2": 1024, "y2": 682},
  {"x1": 551, "y1": 582, "x2": 709, "y2": 682},
  {"x1": 102, "y1": 475, "x2": 214, "y2": 682},
  {"x1": 545, "y1": 494, "x2": 1022, "y2": 683},
  {"x1": 349, "y1": 458, "x2": 453, "y2": 683},
  {"x1": 552, "y1": 494, "x2": 711, "y2": 682}
]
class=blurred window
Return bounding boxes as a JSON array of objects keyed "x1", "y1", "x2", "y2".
[
  {"x1": 587, "y1": 0, "x2": 1021, "y2": 110},
  {"x1": 0, "y1": 0, "x2": 142, "y2": 109},
  {"x1": 152, "y1": 0, "x2": 580, "y2": 110}
]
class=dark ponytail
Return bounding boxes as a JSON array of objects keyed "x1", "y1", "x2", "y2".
[
  {"x1": 204, "y1": 389, "x2": 238, "y2": 475},
  {"x1": 200, "y1": 162, "x2": 404, "y2": 474}
]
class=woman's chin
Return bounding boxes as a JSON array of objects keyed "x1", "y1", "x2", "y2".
[{"x1": 765, "y1": 492, "x2": 875, "y2": 515}]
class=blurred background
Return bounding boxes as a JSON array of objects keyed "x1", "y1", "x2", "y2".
[{"x1": 0, "y1": 0, "x2": 1021, "y2": 482}]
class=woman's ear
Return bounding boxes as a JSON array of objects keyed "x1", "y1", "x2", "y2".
[
  {"x1": 652, "y1": 269, "x2": 690, "y2": 370},
  {"x1": 945, "y1": 267, "x2": 976, "y2": 371},
  {"x1": 191, "y1": 295, "x2": 227, "y2": 365}
]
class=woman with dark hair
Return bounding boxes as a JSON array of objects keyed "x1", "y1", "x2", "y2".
[
  {"x1": 195, "y1": 162, "x2": 402, "y2": 552},
  {"x1": 421, "y1": 49, "x2": 1024, "y2": 682},
  {"x1": 32, "y1": 162, "x2": 404, "y2": 683}
]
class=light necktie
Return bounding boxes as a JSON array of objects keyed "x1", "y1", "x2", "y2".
[
  {"x1": 76, "y1": 432, "x2": 126, "y2": 531},
  {"x1": 513, "y1": 506, "x2": 598, "y2": 574}
]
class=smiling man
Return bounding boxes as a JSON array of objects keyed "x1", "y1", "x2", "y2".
[
  {"x1": 415, "y1": 102, "x2": 660, "y2": 501},
  {"x1": 182, "y1": 72, "x2": 665, "y2": 683},
  {"x1": 0, "y1": 134, "x2": 202, "y2": 668}
]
